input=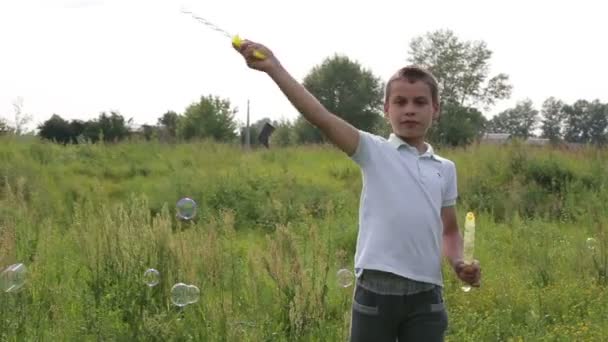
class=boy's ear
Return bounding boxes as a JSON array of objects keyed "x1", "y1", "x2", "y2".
[
  {"x1": 383, "y1": 102, "x2": 389, "y2": 118},
  {"x1": 432, "y1": 102, "x2": 441, "y2": 121}
]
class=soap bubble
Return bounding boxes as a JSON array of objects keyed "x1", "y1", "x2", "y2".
[
  {"x1": 143, "y1": 268, "x2": 160, "y2": 287},
  {"x1": 187, "y1": 284, "x2": 200, "y2": 304},
  {"x1": 336, "y1": 268, "x2": 353, "y2": 288},
  {"x1": 586, "y1": 237, "x2": 598, "y2": 251},
  {"x1": 176, "y1": 197, "x2": 197, "y2": 220},
  {"x1": 0, "y1": 263, "x2": 27, "y2": 293},
  {"x1": 171, "y1": 283, "x2": 190, "y2": 307}
]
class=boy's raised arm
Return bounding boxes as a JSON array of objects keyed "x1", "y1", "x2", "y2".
[{"x1": 233, "y1": 40, "x2": 360, "y2": 156}]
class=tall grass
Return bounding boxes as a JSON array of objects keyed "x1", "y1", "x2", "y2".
[{"x1": 0, "y1": 135, "x2": 607, "y2": 341}]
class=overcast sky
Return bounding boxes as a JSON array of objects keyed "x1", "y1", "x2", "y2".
[{"x1": 1, "y1": 0, "x2": 606, "y2": 130}]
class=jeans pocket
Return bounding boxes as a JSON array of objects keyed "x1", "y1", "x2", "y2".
[
  {"x1": 429, "y1": 287, "x2": 448, "y2": 328},
  {"x1": 429, "y1": 286, "x2": 446, "y2": 311},
  {"x1": 352, "y1": 285, "x2": 380, "y2": 316},
  {"x1": 411, "y1": 286, "x2": 446, "y2": 314}
]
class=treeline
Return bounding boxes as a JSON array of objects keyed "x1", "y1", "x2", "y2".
[
  {"x1": 34, "y1": 95, "x2": 239, "y2": 144},
  {"x1": 487, "y1": 98, "x2": 608, "y2": 145},
  {"x1": 3, "y1": 29, "x2": 607, "y2": 147}
]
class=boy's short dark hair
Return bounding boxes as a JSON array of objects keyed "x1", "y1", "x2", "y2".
[{"x1": 384, "y1": 66, "x2": 440, "y2": 106}]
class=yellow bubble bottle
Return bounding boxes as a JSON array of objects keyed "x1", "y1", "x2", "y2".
[{"x1": 461, "y1": 212, "x2": 475, "y2": 292}]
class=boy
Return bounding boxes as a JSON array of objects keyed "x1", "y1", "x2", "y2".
[{"x1": 233, "y1": 40, "x2": 481, "y2": 341}]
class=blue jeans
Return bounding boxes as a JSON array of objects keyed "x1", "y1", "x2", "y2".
[{"x1": 349, "y1": 282, "x2": 448, "y2": 341}]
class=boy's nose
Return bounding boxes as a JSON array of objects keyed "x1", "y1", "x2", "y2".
[{"x1": 403, "y1": 104, "x2": 417, "y2": 116}]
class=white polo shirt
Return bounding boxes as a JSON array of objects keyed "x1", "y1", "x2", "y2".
[{"x1": 349, "y1": 130, "x2": 458, "y2": 286}]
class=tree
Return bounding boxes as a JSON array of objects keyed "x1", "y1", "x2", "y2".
[
  {"x1": 587, "y1": 101, "x2": 608, "y2": 145},
  {"x1": 296, "y1": 54, "x2": 384, "y2": 143},
  {"x1": 12, "y1": 97, "x2": 33, "y2": 135},
  {"x1": 372, "y1": 116, "x2": 393, "y2": 139},
  {"x1": 82, "y1": 120, "x2": 102, "y2": 142},
  {"x1": 270, "y1": 118, "x2": 295, "y2": 147},
  {"x1": 38, "y1": 112, "x2": 130, "y2": 144},
  {"x1": 79, "y1": 112, "x2": 129, "y2": 142},
  {"x1": 177, "y1": 95, "x2": 238, "y2": 142},
  {"x1": 38, "y1": 114, "x2": 74, "y2": 143},
  {"x1": 69, "y1": 120, "x2": 86, "y2": 140},
  {"x1": 408, "y1": 29, "x2": 512, "y2": 109},
  {"x1": 540, "y1": 97, "x2": 565, "y2": 143},
  {"x1": 428, "y1": 104, "x2": 487, "y2": 146},
  {"x1": 157, "y1": 111, "x2": 180, "y2": 138},
  {"x1": 0, "y1": 117, "x2": 12, "y2": 135},
  {"x1": 487, "y1": 99, "x2": 539, "y2": 138},
  {"x1": 96, "y1": 111, "x2": 130, "y2": 142},
  {"x1": 37, "y1": 115, "x2": 88, "y2": 143},
  {"x1": 563, "y1": 99, "x2": 608, "y2": 145},
  {"x1": 293, "y1": 118, "x2": 324, "y2": 144}
]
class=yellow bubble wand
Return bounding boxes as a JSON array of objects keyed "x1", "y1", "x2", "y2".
[{"x1": 180, "y1": 9, "x2": 266, "y2": 59}]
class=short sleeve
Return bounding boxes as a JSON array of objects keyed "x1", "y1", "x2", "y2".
[
  {"x1": 442, "y1": 160, "x2": 458, "y2": 207},
  {"x1": 349, "y1": 130, "x2": 381, "y2": 167}
]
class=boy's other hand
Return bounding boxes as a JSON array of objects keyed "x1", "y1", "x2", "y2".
[
  {"x1": 232, "y1": 39, "x2": 280, "y2": 73},
  {"x1": 454, "y1": 260, "x2": 481, "y2": 287}
]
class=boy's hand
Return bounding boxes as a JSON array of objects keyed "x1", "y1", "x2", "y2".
[
  {"x1": 454, "y1": 260, "x2": 481, "y2": 287},
  {"x1": 232, "y1": 39, "x2": 281, "y2": 73}
]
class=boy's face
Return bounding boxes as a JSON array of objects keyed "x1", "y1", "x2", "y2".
[{"x1": 384, "y1": 79, "x2": 439, "y2": 143}]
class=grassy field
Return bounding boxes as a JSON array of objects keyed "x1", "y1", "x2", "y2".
[{"x1": 0, "y1": 135, "x2": 607, "y2": 341}]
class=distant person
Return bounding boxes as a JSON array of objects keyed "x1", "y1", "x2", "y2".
[{"x1": 233, "y1": 39, "x2": 481, "y2": 342}]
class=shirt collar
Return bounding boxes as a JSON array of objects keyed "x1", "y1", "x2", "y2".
[{"x1": 388, "y1": 133, "x2": 440, "y2": 161}]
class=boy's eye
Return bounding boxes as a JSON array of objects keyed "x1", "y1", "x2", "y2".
[{"x1": 393, "y1": 97, "x2": 428, "y2": 106}]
